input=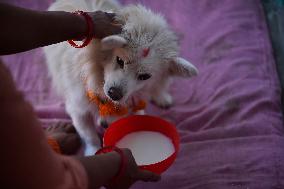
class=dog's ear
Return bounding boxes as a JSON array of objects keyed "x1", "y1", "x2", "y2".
[
  {"x1": 101, "y1": 35, "x2": 127, "y2": 50},
  {"x1": 169, "y1": 57, "x2": 198, "y2": 77}
]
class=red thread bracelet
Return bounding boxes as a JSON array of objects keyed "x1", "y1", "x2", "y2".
[
  {"x1": 95, "y1": 146, "x2": 127, "y2": 182},
  {"x1": 68, "y1": 11, "x2": 94, "y2": 48}
]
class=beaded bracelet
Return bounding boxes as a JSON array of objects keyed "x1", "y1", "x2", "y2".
[
  {"x1": 95, "y1": 146, "x2": 127, "y2": 182},
  {"x1": 68, "y1": 11, "x2": 94, "y2": 48}
]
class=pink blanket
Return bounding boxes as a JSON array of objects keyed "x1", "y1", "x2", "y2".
[{"x1": 2, "y1": 0, "x2": 284, "y2": 188}]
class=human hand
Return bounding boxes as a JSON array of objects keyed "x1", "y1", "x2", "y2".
[
  {"x1": 77, "y1": 148, "x2": 160, "y2": 189},
  {"x1": 105, "y1": 149, "x2": 161, "y2": 189},
  {"x1": 88, "y1": 11, "x2": 122, "y2": 39}
]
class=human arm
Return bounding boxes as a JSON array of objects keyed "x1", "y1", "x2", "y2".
[
  {"x1": 0, "y1": 3, "x2": 121, "y2": 55},
  {"x1": 0, "y1": 60, "x2": 159, "y2": 189}
]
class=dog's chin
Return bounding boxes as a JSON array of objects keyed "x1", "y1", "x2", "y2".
[
  {"x1": 103, "y1": 88, "x2": 141, "y2": 106},
  {"x1": 113, "y1": 96, "x2": 141, "y2": 107},
  {"x1": 104, "y1": 94, "x2": 128, "y2": 106}
]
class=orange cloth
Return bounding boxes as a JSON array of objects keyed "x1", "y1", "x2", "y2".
[{"x1": 47, "y1": 137, "x2": 62, "y2": 154}]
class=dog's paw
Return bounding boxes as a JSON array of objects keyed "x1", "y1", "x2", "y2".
[
  {"x1": 97, "y1": 117, "x2": 109, "y2": 129},
  {"x1": 151, "y1": 93, "x2": 173, "y2": 109},
  {"x1": 100, "y1": 120, "x2": 109, "y2": 129},
  {"x1": 84, "y1": 143, "x2": 99, "y2": 156}
]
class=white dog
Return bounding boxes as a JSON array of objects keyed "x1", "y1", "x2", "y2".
[{"x1": 44, "y1": 0, "x2": 198, "y2": 155}]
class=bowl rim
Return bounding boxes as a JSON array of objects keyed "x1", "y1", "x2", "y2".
[{"x1": 103, "y1": 115, "x2": 180, "y2": 173}]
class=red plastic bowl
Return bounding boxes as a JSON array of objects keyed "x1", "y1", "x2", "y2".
[{"x1": 103, "y1": 115, "x2": 180, "y2": 174}]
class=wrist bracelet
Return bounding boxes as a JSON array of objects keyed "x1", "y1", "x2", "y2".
[
  {"x1": 68, "y1": 11, "x2": 94, "y2": 48},
  {"x1": 95, "y1": 146, "x2": 127, "y2": 182}
]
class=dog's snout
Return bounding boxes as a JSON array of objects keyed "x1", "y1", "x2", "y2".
[{"x1": 108, "y1": 87, "x2": 123, "y2": 101}]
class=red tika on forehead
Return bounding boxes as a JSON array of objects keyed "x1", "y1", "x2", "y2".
[{"x1": 142, "y1": 48, "x2": 150, "y2": 58}]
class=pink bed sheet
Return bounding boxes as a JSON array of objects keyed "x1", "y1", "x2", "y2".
[{"x1": 2, "y1": 0, "x2": 284, "y2": 188}]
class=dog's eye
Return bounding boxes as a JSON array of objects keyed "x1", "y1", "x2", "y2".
[
  {"x1": 137, "y1": 73, "x2": 151, "y2": 81},
  {"x1": 116, "y1": 56, "x2": 124, "y2": 69}
]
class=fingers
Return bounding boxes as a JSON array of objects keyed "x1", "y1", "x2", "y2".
[
  {"x1": 135, "y1": 170, "x2": 161, "y2": 182},
  {"x1": 61, "y1": 133, "x2": 81, "y2": 155},
  {"x1": 121, "y1": 148, "x2": 161, "y2": 182},
  {"x1": 109, "y1": 24, "x2": 122, "y2": 35},
  {"x1": 121, "y1": 148, "x2": 133, "y2": 156},
  {"x1": 70, "y1": 134, "x2": 82, "y2": 148},
  {"x1": 90, "y1": 11, "x2": 123, "y2": 38},
  {"x1": 109, "y1": 15, "x2": 123, "y2": 35},
  {"x1": 65, "y1": 123, "x2": 77, "y2": 133},
  {"x1": 101, "y1": 11, "x2": 123, "y2": 35},
  {"x1": 44, "y1": 122, "x2": 76, "y2": 133},
  {"x1": 106, "y1": 12, "x2": 116, "y2": 19}
]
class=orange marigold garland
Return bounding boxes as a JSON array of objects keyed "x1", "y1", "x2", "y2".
[{"x1": 86, "y1": 89, "x2": 146, "y2": 117}]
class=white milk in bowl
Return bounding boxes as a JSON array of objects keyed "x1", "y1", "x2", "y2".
[{"x1": 116, "y1": 131, "x2": 175, "y2": 165}]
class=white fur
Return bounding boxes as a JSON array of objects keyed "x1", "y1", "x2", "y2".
[{"x1": 44, "y1": 0, "x2": 198, "y2": 155}]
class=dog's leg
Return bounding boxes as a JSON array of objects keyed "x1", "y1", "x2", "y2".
[
  {"x1": 74, "y1": 113, "x2": 100, "y2": 156},
  {"x1": 66, "y1": 103, "x2": 101, "y2": 156},
  {"x1": 96, "y1": 115, "x2": 120, "y2": 129},
  {"x1": 150, "y1": 79, "x2": 173, "y2": 109},
  {"x1": 97, "y1": 116, "x2": 109, "y2": 129}
]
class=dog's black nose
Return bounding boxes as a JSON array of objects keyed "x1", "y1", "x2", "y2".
[{"x1": 108, "y1": 87, "x2": 123, "y2": 101}]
